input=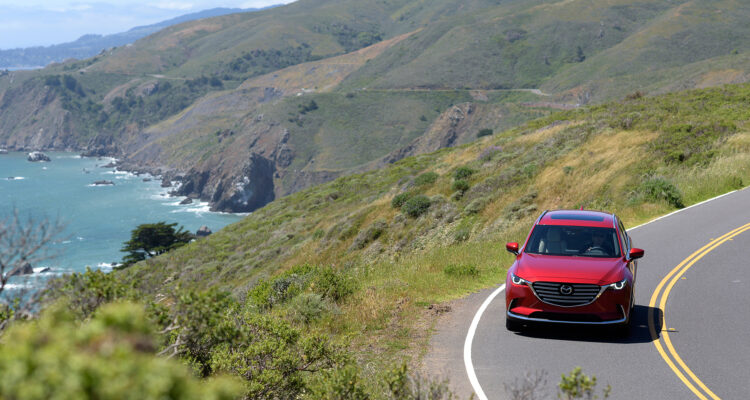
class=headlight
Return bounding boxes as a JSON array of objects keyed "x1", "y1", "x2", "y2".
[
  {"x1": 608, "y1": 278, "x2": 627, "y2": 290},
  {"x1": 511, "y1": 274, "x2": 528, "y2": 286}
]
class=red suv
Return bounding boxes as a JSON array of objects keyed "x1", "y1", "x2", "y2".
[{"x1": 505, "y1": 210, "x2": 644, "y2": 333}]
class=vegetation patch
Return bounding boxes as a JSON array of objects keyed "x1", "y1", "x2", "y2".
[{"x1": 401, "y1": 195, "x2": 432, "y2": 218}]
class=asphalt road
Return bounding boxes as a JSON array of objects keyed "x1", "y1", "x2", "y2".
[{"x1": 424, "y1": 187, "x2": 750, "y2": 399}]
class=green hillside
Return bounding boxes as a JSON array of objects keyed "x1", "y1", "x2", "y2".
[{"x1": 55, "y1": 82, "x2": 744, "y2": 397}]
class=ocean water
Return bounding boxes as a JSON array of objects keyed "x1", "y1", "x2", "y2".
[{"x1": 0, "y1": 151, "x2": 243, "y2": 291}]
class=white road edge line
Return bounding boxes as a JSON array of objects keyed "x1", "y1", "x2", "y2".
[
  {"x1": 463, "y1": 188, "x2": 745, "y2": 399},
  {"x1": 629, "y1": 189, "x2": 740, "y2": 231},
  {"x1": 464, "y1": 283, "x2": 505, "y2": 400}
]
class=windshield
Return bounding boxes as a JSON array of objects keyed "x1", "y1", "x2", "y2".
[{"x1": 525, "y1": 225, "x2": 621, "y2": 258}]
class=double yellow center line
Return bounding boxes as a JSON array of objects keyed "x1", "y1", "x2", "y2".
[{"x1": 648, "y1": 222, "x2": 750, "y2": 400}]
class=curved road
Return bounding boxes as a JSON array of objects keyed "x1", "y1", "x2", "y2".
[{"x1": 424, "y1": 187, "x2": 750, "y2": 399}]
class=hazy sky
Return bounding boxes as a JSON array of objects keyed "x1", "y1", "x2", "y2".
[{"x1": 0, "y1": 1, "x2": 296, "y2": 49}]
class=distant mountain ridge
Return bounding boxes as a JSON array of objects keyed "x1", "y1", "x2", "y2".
[
  {"x1": 2, "y1": 0, "x2": 750, "y2": 213},
  {"x1": 0, "y1": 7, "x2": 276, "y2": 69}
]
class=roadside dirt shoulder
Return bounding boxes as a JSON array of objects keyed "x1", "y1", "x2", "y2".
[{"x1": 420, "y1": 285, "x2": 501, "y2": 399}]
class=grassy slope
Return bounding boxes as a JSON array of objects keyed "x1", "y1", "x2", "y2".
[{"x1": 123, "y1": 83, "x2": 750, "y2": 375}]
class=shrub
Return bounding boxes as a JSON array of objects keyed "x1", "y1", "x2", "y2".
[
  {"x1": 477, "y1": 128, "x2": 494, "y2": 138},
  {"x1": 558, "y1": 367, "x2": 611, "y2": 399},
  {"x1": 452, "y1": 179, "x2": 470, "y2": 192},
  {"x1": 385, "y1": 363, "x2": 456, "y2": 400},
  {"x1": 465, "y1": 198, "x2": 487, "y2": 214},
  {"x1": 351, "y1": 219, "x2": 387, "y2": 250},
  {"x1": 414, "y1": 172, "x2": 439, "y2": 186},
  {"x1": 289, "y1": 293, "x2": 327, "y2": 324},
  {"x1": 478, "y1": 145, "x2": 502, "y2": 161},
  {"x1": 165, "y1": 289, "x2": 239, "y2": 377},
  {"x1": 46, "y1": 267, "x2": 138, "y2": 319},
  {"x1": 453, "y1": 166, "x2": 476, "y2": 180},
  {"x1": 312, "y1": 267, "x2": 354, "y2": 302},
  {"x1": 401, "y1": 195, "x2": 432, "y2": 218},
  {"x1": 638, "y1": 177, "x2": 685, "y2": 208},
  {"x1": 0, "y1": 302, "x2": 242, "y2": 400},
  {"x1": 454, "y1": 227, "x2": 471, "y2": 242},
  {"x1": 310, "y1": 366, "x2": 370, "y2": 400},
  {"x1": 443, "y1": 264, "x2": 479, "y2": 277},
  {"x1": 391, "y1": 192, "x2": 413, "y2": 209},
  {"x1": 209, "y1": 311, "x2": 344, "y2": 400}
]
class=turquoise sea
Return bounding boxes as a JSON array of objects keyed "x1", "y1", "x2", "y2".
[{"x1": 0, "y1": 152, "x2": 243, "y2": 291}]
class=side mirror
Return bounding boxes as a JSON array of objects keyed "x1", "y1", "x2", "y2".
[
  {"x1": 506, "y1": 242, "x2": 520, "y2": 255},
  {"x1": 629, "y1": 248, "x2": 644, "y2": 260}
]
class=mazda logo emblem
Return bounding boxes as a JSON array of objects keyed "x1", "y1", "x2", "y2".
[{"x1": 560, "y1": 285, "x2": 573, "y2": 295}]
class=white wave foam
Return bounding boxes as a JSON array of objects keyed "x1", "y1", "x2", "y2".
[
  {"x1": 3, "y1": 283, "x2": 34, "y2": 290},
  {"x1": 170, "y1": 202, "x2": 211, "y2": 214},
  {"x1": 97, "y1": 262, "x2": 120, "y2": 270},
  {"x1": 5, "y1": 176, "x2": 24, "y2": 180}
]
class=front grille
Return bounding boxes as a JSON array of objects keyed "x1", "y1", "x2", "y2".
[{"x1": 531, "y1": 281, "x2": 602, "y2": 307}]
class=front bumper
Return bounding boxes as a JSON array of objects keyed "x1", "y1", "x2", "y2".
[
  {"x1": 506, "y1": 305, "x2": 627, "y2": 325},
  {"x1": 505, "y1": 279, "x2": 631, "y2": 325}
]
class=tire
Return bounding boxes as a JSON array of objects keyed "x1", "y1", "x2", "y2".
[{"x1": 506, "y1": 317, "x2": 523, "y2": 332}]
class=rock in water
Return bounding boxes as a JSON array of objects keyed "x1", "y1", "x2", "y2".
[
  {"x1": 0, "y1": 149, "x2": 8, "y2": 154},
  {"x1": 142, "y1": 178, "x2": 152, "y2": 182},
  {"x1": 161, "y1": 179, "x2": 172, "y2": 188},
  {"x1": 196, "y1": 226, "x2": 212, "y2": 237},
  {"x1": 179, "y1": 198, "x2": 193, "y2": 205},
  {"x1": 9, "y1": 262, "x2": 34, "y2": 276},
  {"x1": 27, "y1": 151, "x2": 51, "y2": 162},
  {"x1": 92, "y1": 180, "x2": 115, "y2": 186}
]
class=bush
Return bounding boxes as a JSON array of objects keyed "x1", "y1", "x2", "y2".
[
  {"x1": 477, "y1": 128, "x2": 494, "y2": 138},
  {"x1": 414, "y1": 172, "x2": 439, "y2": 186},
  {"x1": 385, "y1": 363, "x2": 456, "y2": 400},
  {"x1": 0, "y1": 302, "x2": 241, "y2": 400},
  {"x1": 638, "y1": 177, "x2": 685, "y2": 208},
  {"x1": 391, "y1": 192, "x2": 413, "y2": 209},
  {"x1": 401, "y1": 195, "x2": 432, "y2": 218},
  {"x1": 312, "y1": 267, "x2": 354, "y2": 302},
  {"x1": 351, "y1": 219, "x2": 387, "y2": 249},
  {"x1": 452, "y1": 179, "x2": 470, "y2": 192},
  {"x1": 46, "y1": 267, "x2": 137, "y2": 319},
  {"x1": 289, "y1": 293, "x2": 327, "y2": 324},
  {"x1": 209, "y1": 311, "x2": 344, "y2": 400},
  {"x1": 443, "y1": 264, "x2": 479, "y2": 277},
  {"x1": 558, "y1": 367, "x2": 611, "y2": 399},
  {"x1": 465, "y1": 198, "x2": 488, "y2": 214},
  {"x1": 454, "y1": 227, "x2": 471, "y2": 242},
  {"x1": 453, "y1": 166, "x2": 476, "y2": 180},
  {"x1": 164, "y1": 289, "x2": 239, "y2": 377},
  {"x1": 310, "y1": 366, "x2": 370, "y2": 400}
]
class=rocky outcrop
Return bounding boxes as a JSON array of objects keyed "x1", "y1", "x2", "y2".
[
  {"x1": 0, "y1": 148, "x2": 7, "y2": 154},
  {"x1": 92, "y1": 180, "x2": 114, "y2": 185},
  {"x1": 179, "y1": 198, "x2": 193, "y2": 205},
  {"x1": 196, "y1": 226, "x2": 212, "y2": 237},
  {"x1": 212, "y1": 153, "x2": 276, "y2": 213},
  {"x1": 27, "y1": 151, "x2": 51, "y2": 162},
  {"x1": 9, "y1": 262, "x2": 34, "y2": 276}
]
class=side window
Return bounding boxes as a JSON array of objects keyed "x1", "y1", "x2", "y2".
[{"x1": 617, "y1": 219, "x2": 629, "y2": 253}]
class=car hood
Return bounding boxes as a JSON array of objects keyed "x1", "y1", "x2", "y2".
[{"x1": 515, "y1": 253, "x2": 623, "y2": 285}]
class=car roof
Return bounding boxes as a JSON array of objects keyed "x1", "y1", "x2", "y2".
[{"x1": 537, "y1": 210, "x2": 616, "y2": 228}]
